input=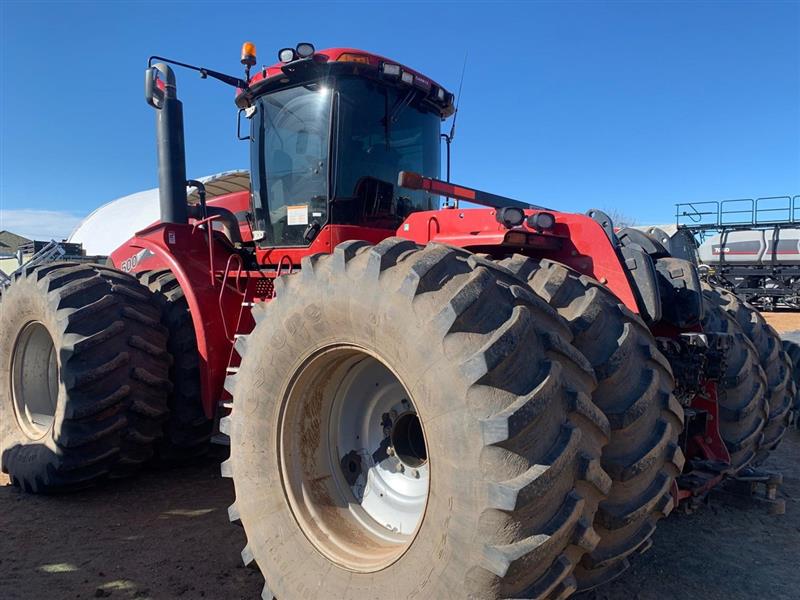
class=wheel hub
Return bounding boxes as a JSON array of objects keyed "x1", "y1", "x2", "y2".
[
  {"x1": 278, "y1": 346, "x2": 429, "y2": 572},
  {"x1": 11, "y1": 321, "x2": 58, "y2": 439}
]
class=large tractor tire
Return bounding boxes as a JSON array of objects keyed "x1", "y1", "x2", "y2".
[
  {"x1": 222, "y1": 239, "x2": 611, "y2": 599},
  {"x1": 700, "y1": 304, "x2": 768, "y2": 470},
  {"x1": 781, "y1": 339, "x2": 800, "y2": 424},
  {"x1": 702, "y1": 284, "x2": 793, "y2": 463},
  {"x1": 498, "y1": 256, "x2": 683, "y2": 591},
  {"x1": 138, "y1": 270, "x2": 212, "y2": 461},
  {"x1": 0, "y1": 262, "x2": 170, "y2": 492}
]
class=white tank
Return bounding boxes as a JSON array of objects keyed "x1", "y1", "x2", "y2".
[
  {"x1": 763, "y1": 229, "x2": 800, "y2": 265},
  {"x1": 698, "y1": 228, "x2": 800, "y2": 265},
  {"x1": 698, "y1": 230, "x2": 766, "y2": 264}
]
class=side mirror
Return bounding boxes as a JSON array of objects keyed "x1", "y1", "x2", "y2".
[
  {"x1": 145, "y1": 63, "x2": 176, "y2": 109},
  {"x1": 144, "y1": 66, "x2": 165, "y2": 109}
]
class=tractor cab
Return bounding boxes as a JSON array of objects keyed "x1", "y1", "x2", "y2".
[{"x1": 235, "y1": 46, "x2": 455, "y2": 248}]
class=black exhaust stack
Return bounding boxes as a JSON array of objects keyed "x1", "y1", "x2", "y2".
[{"x1": 145, "y1": 63, "x2": 188, "y2": 224}]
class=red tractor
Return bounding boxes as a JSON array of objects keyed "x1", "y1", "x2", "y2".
[{"x1": 0, "y1": 42, "x2": 793, "y2": 599}]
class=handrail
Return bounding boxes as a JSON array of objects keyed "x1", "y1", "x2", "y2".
[
  {"x1": 719, "y1": 198, "x2": 754, "y2": 225},
  {"x1": 2, "y1": 240, "x2": 67, "y2": 288},
  {"x1": 676, "y1": 193, "x2": 799, "y2": 231},
  {"x1": 272, "y1": 255, "x2": 294, "y2": 298},
  {"x1": 676, "y1": 201, "x2": 720, "y2": 226},
  {"x1": 191, "y1": 214, "x2": 223, "y2": 286},
  {"x1": 219, "y1": 253, "x2": 245, "y2": 343},
  {"x1": 755, "y1": 195, "x2": 793, "y2": 224}
]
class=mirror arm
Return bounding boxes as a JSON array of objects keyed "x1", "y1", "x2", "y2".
[{"x1": 148, "y1": 55, "x2": 248, "y2": 89}]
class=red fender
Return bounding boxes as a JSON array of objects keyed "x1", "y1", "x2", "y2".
[
  {"x1": 398, "y1": 208, "x2": 640, "y2": 314},
  {"x1": 110, "y1": 223, "x2": 241, "y2": 419}
]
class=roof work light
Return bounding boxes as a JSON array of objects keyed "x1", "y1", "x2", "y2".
[
  {"x1": 381, "y1": 63, "x2": 401, "y2": 77},
  {"x1": 278, "y1": 47, "x2": 296, "y2": 63},
  {"x1": 296, "y1": 43, "x2": 315, "y2": 58}
]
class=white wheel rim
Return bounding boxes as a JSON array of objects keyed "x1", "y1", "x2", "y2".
[
  {"x1": 278, "y1": 345, "x2": 429, "y2": 572},
  {"x1": 11, "y1": 321, "x2": 58, "y2": 439}
]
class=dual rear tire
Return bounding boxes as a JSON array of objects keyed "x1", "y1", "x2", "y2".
[
  {"x1": 702, "y1": 284, "x2": 793, "y2": 463},
  {"x1": 224, "y1": 240, "x2": 611, "y2": 599},
  {"x1": 138, "y1": 270, "x2": 212, "y2": 461},
  {"x1": 781, "y1": 339, "x2": 800, "y2": 423},
  {"x1": 499, "y1": 256, "x2": 683, "y2": 591},
  {"x1": 700, "y1": 300, "x2": 768, "y2": 470},
  {"x1": 0, "y1": 263, "x2": 170, "y2": 492}
]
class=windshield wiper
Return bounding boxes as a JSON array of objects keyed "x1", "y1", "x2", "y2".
[{"x1": 382, "y1": 89, "x2": 417, "y2": 148}]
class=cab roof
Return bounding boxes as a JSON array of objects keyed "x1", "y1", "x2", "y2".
[{"x1": 236, "y1": 47, "x2": 455, "y2": 117}]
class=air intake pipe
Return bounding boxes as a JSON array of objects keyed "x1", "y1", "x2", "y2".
[
  {"x1": 145, "y1": 62, "x2": 188, "y2": 224},
  {"x1": 184, "y1": 180, "x2": 243, "y2": 246}
]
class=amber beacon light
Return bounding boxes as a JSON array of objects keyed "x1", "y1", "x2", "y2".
[{"x1": 241, "y1": 42, "x2": 257, "y2": 66}]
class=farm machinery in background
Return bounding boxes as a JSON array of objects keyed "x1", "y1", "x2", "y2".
[
  {"x1": 670, "y1": 196, "x2": 800, "y2": 310},
  {"x1": 0, "y1": 240, "x2": 105, "y2": 290},
  {"x1": 644, "y1": 201, "x2": 800, "y2": 424},
  {"x1": 0, "y1": 42, "x2": 795, "y2": 599}
]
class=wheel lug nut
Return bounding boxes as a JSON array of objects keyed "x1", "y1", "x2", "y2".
[
  {"x1": 396, "y1": 463, "x2": 405, "y2": 473},
  {"x1": 387, "y1": 446, "x2": 395, "y2": 456}
]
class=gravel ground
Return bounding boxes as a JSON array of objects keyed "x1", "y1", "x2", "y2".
[
  {"x1": 2, "y1": 329, "x2": 799, "y2": 599},
  {"x1": 784, "y1": 331, "x2": 800, "y2": 345},
  {"x1": 2, "y1": 430, "x2": 798, "y2": 600},
  {"x1": 761, "y1": 312, "x2": 800, "y2": 335},
  {"x1": 0, "y1": 450, "x2": 263, "y2": 600},
  {"x1": 579, "y1": 427, "x2": 800, "y2": 600}
]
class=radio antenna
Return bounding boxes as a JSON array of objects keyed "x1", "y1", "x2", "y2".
[
  {"x1": 441, "y1": 52, "x2": 467, "y2": 207},
  {"x1": 449, "y1": 52, "x2": 468, "y2": 144}
]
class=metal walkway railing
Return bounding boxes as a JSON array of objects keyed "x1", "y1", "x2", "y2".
[
  {"x1": 676, "y1": 195, "x2": 800, "y2": 231},
  {"x1": 0, "y1": 241, "x2": 67, "y2": 289}
]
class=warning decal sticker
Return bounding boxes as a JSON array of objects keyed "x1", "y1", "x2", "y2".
[{"x1": 287, "y1": 205, "x2": 309, "y2": 226}]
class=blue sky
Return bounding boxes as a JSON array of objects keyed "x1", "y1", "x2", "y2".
[{"x1": 1, "y1": 1, "x2": 798, "y2": 240}]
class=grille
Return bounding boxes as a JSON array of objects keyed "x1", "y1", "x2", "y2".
[{"x1": 255, "y1": 278, "x2": 274, "y2": 299}]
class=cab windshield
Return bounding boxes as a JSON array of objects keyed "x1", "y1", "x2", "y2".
[
  {"x1": 249, "y1": 83, "x2": 331, "y2": 246},
  {"x1": 332, "y1": 77, "x2": 440, "y2": 228},
  {"x1": 249, "y1": 76, "x2": 441, "y2": 247}
]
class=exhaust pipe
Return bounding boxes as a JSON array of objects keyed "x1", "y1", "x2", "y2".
[{"x1": 145, "y1": 63, "x2": 188, "y2": 224}]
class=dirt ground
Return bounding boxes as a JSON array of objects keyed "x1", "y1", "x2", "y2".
[
  {"x1": 1, "y1": 428, "x2": 798, "y2": 600},
  {"x1": 3, "y1": 314, "x2": 800, "y2": 600},
  {"x1": 761, "y1": 311, "x2": 800, "y2": 334},
  {"x1": 579, "y1": 427, "x2": 800, "y2": 600}
]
